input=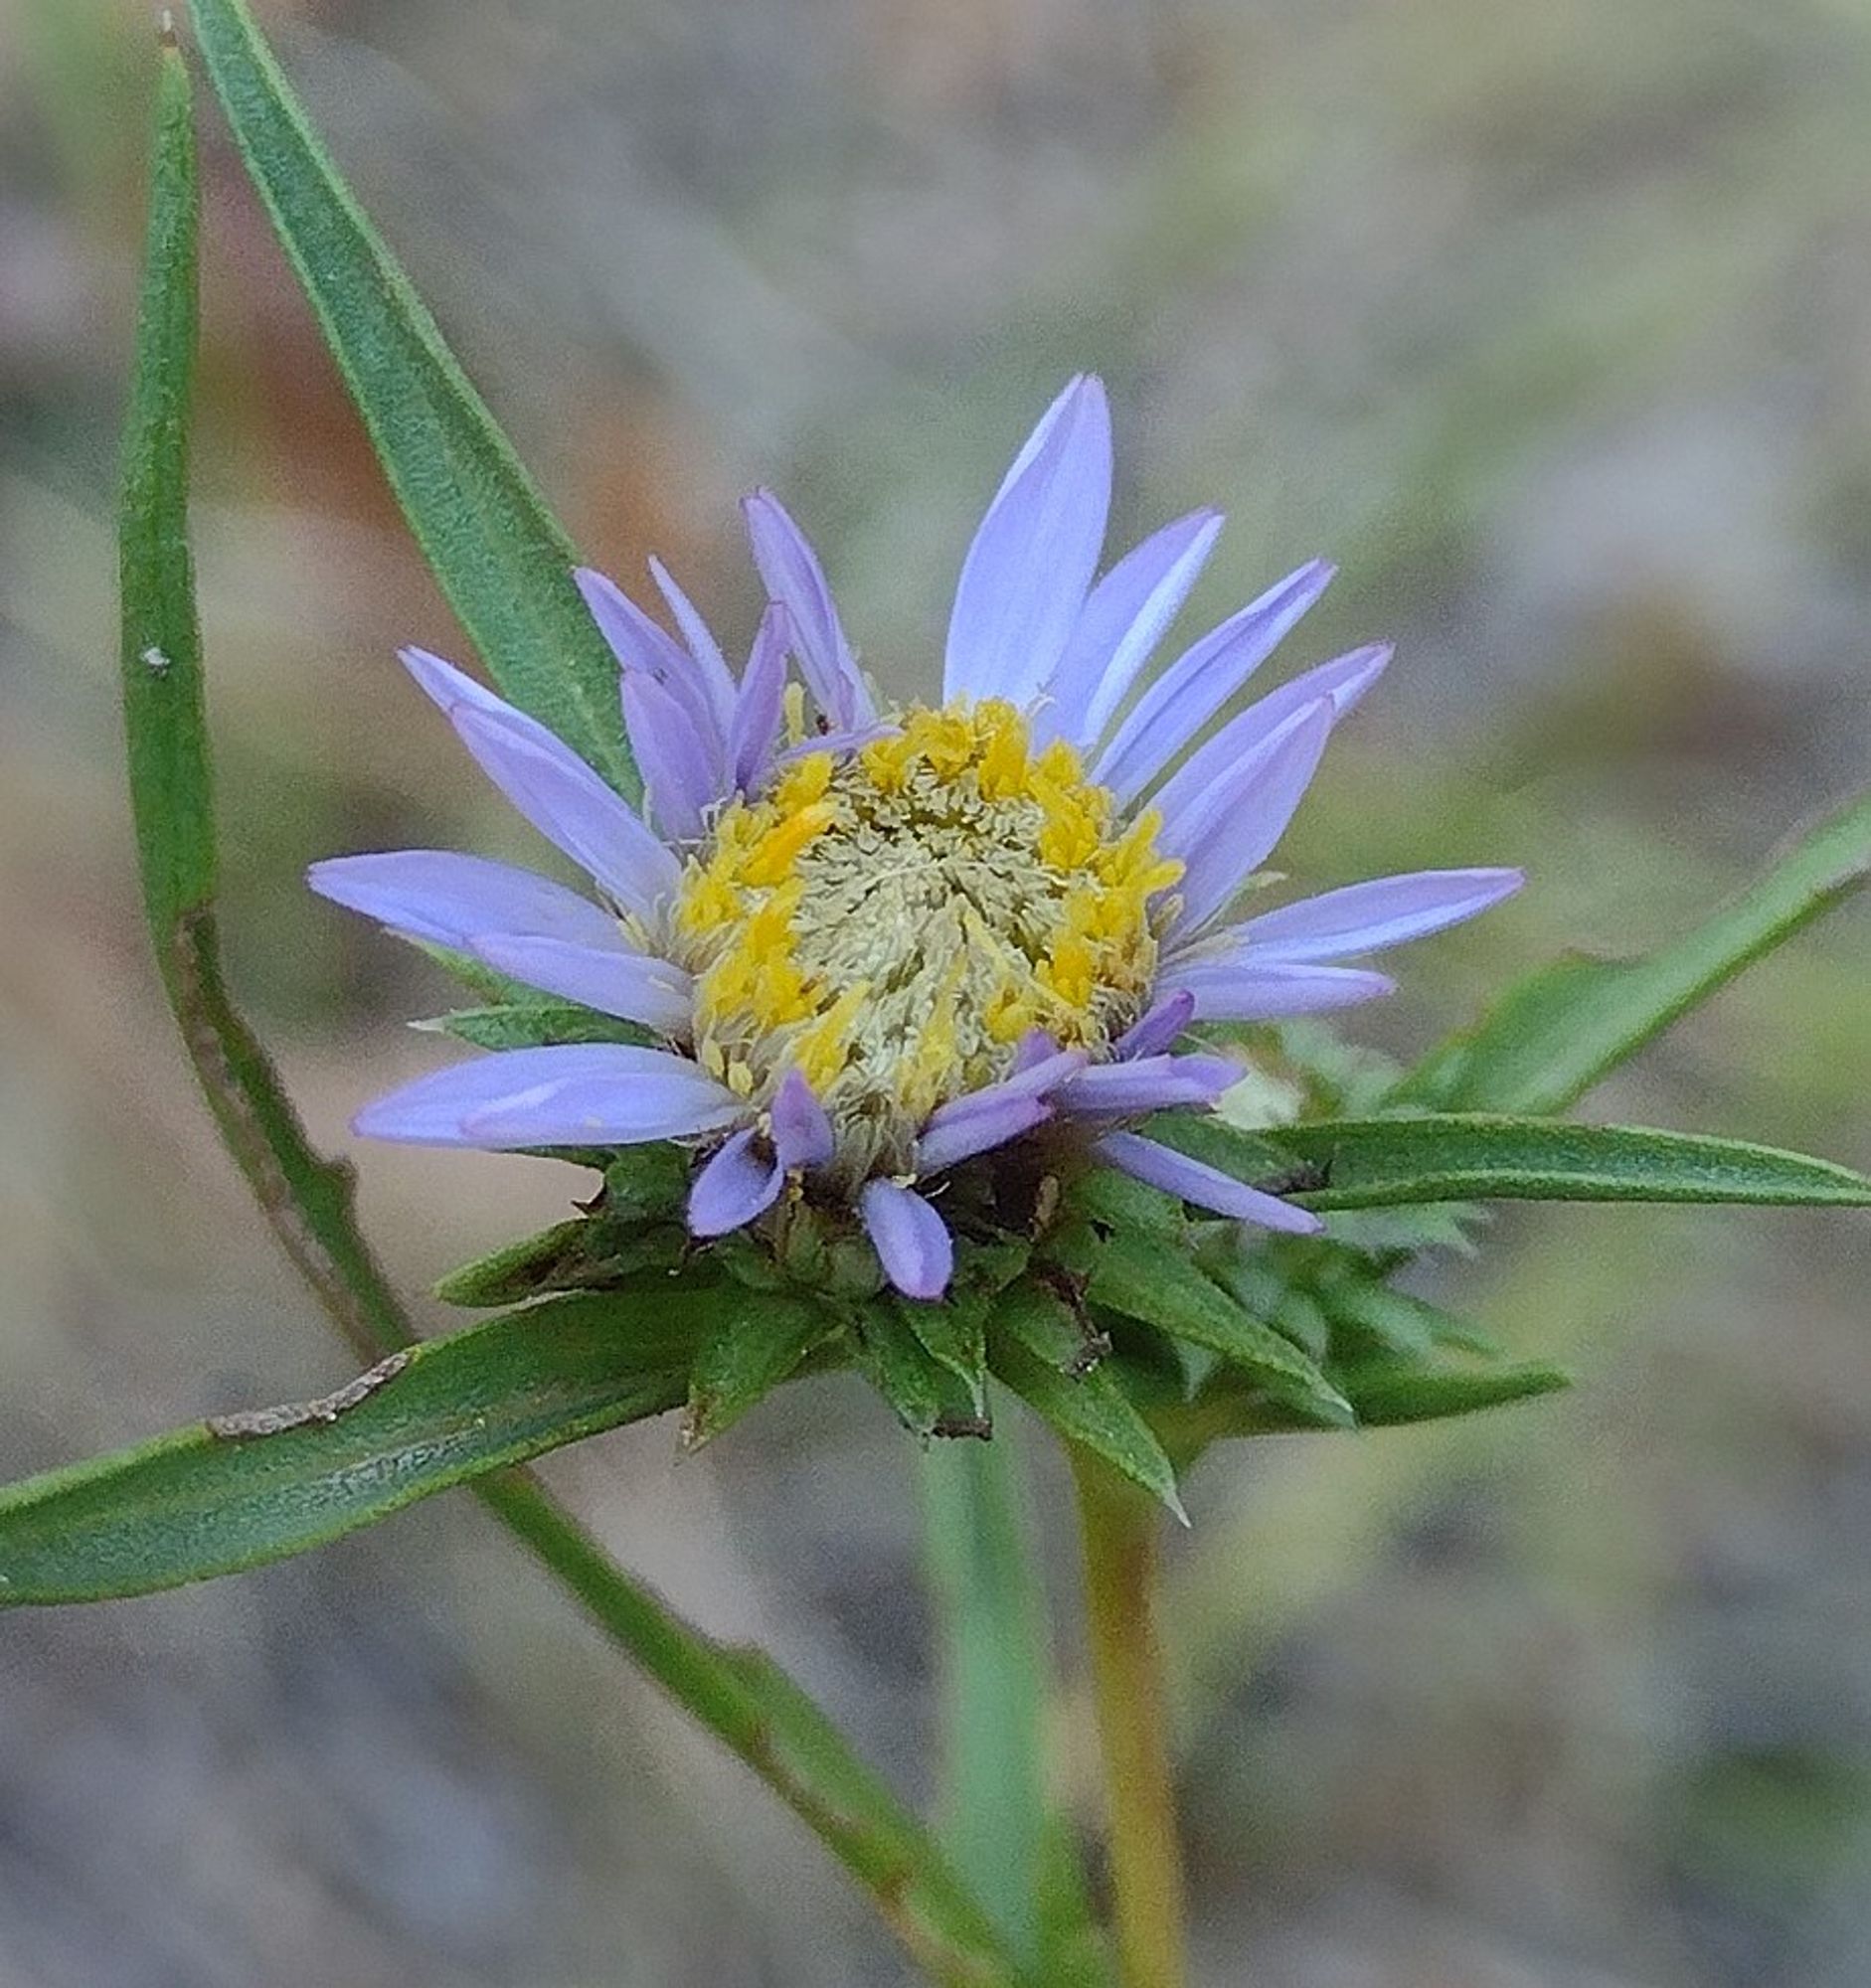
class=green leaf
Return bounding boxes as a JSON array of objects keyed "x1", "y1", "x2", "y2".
[
  {"x1": 900, "y1": 1292, "x2": 990, "y2": 1414},
  {"x1": 0, "y1": 1285, "x2": 728, "y2": 1605},
  {"x1": 120, "y1": 40, "x2": 213, "y2": 941},
  {"x1": 1397, "y1": 789, "x2": 1871, "y2": 1113},
  {"x1": 433, "y1": 1218, "x2": 686, "y2": 1307},
  {"x1": 187, "y1": 0, "x2": 636, "y2": 794},
  {"x1": 1067, "y1": 1165, "x2": 1185, "y2": 1241},
  {"x1": 1082, "y1": 1231, "x2": 1351, "y2": 1422},
  {"x1": 988, "y1": 1287, "x2": 1184, "y2": 1520},
  {"x1": 1153, "y1": 1112, "x2": 1871, "y2": 1211},
  {"x1": 421, "y1": 1000, "x2": 651, "y2": 1052},
  {"x1": 1339, "y1": 1361, "x2": 1573, "y2": 1425},
  {"x1": 852, "y1": 1302, "x2": 952, "y2": 1437},
  {"x1": 683, "y1": 1292, "x2": 835, "y2": 1449}
]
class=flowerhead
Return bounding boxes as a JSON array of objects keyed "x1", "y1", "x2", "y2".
[{"x1": 312, "y1": 377, "x2": 1520, "y2": 1298}]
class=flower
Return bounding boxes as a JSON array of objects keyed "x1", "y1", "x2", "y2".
[{"x1": 311, "y1": 377, "x2": 1521, "y2": 1298}]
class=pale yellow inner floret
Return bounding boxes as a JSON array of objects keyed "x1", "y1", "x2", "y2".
[{"x1": 668, "y1": 700, "x2": 1184, "y2": 1179}]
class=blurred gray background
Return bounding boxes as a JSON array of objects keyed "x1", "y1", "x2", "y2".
[{"x1": 1, "y1": 0, "x2": 1868, "y2": 1980}]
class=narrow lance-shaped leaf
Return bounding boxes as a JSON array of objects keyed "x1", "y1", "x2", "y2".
[
  {"x1": 186, "y1": 0, "x2": 637, "y2": 794},
  {"x1": 1397, "y1": 788, "x2": 1871, "y2": 1112},
  {"x1": 1151, "y1": 1112, "x2": 1871, "y2": 1212},
  {"x1": 0, "y1": 1286, "x2": 716, "y2": 1605}
]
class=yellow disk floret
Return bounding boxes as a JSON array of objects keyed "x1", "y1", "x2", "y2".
[{"x1": 668, "y1": 701, "x2": 1183, "y2": 1179}]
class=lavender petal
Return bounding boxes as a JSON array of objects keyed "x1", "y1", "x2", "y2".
[
  {"x1": 859, "y1": 1178, "x2": 954, "y2": 1299},
  {"x1": 942, "y1": 376, "x2": 1112, "y2": 708},
  {"x1": 770, "y1": 1068, "x2": 836, "y2": 1171},
  {"x1": 1037, "y1": 508, "x2": 1224, "y2": 748},
  {"x1": 1054, "y1": 1053, "x2": 1241, "y2": 1117},
  {"x1": 1112, "y1": 990, "x2": 1196, "y2": 1060},
  {"x1": 1092, "y1": 559, "x2": 1335, "y2": 801},
  {"x1": 742, "y1": 490, "x2": 874, "y2": 731},
  {"x1": 1159, "y1": 700, "x2": 1335, "y2": 941},
  {"x1": 573, "y1": 567, "x2": 723, "y2": 754},
  {"x1": 915, "y1": 1092, "x2": 1053, "y2": 1173},
  {"x1": 648, "y1": 555, "x2": 739, "y2": 739},
  {"x1": 1093, "y1": 1131, "x2": 1322, "y2": 1234},
  {"x1": 306, "y1": 850, "x2": 624, "y2": 952},
  {"x1": 447, "y1": 702, "x2": 681, "y2": 923},
  {"x1": 1233, "y1": 868, "x2": 1525, "y2": 961},
  {"x1": 354, "y1": 1045, "x2": 742, "y2": 1150},
  {"x1": 1156, "y1": 957, "x2": 1396, "y2": 1022},
  {"x1": 621, "y1": 667, "x2": 722, "y2": 842},
  {"x1": 468, "y1": 933, "x2": 695, "y2": 1033},
  {"x1": 688, "y1": 1128, "x2": 785, "y2": 1237},
  {"x1": 729, "y1": 602, "x2": 791, "y2": 793}
]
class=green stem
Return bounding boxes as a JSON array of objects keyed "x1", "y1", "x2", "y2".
[
  {"x1": 1071, "y1": 1448, "x2": 1187, "y2": 1988},
  {"x1": 920, "y1": 1403, "x2": 1050, "y2": 1960}
]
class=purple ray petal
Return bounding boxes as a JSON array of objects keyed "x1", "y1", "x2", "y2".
[
  {"x1": 1037, "y1": 509, "x2": 1224, "y2": 748},
  {"x1": 1150, "y1": 643, "x2": 1391, "y2": 828},
  {"x1": 1160, "y1": 700, "x2": 1335, "y2": 941},
  {"x1": 742, "y1": 490, "x2": 874, "y2": 732},
  {"x1": 770, "y1": 1068, "x2": 835, "y2": 1171},
  {"x1": 1112, "y1": 990, "x2": 1196, "y2": 1060},
  {"x1": 400, "y1": 643, "x2": 522, "y2": 726},
  {"x1": 307, "y1": 850, "x2": 624, "y2": 953},
  {"x1": 943, "y1": 376, "x2": 1112, "y2": 708},
  {"x1": 573, "y1": 567, "x2": 723, "y2": 755},
  {"x1": 1093, "y1": 1131, "x2": 1322, "y2": 1234},
  {"x1": 621, "y1": 666, "x2": 722, "y2": 842},
  {"x1": 647, "y1": 555, "x2": 739, "y2": 739},
  {"x1": 1231, "y1": 868, "x2": 1525, "y2": 962},
  {"x1": 859, "y1": 1178, "x2": 954, "y2": 1299},
  {"x1": 915, "y1": 1092, "x2": 1052, "y2": 1173},
  {"x1": 468, "y1": 933, "x2": 695, "y2": 1033},
  {"x1": 445, "y1": 702, "x2": 681, "y2": 923},
  {"x1": 1054, "y1": 1053, "x2": 1242, "y2": 1117},
  {"x1": 688, "y1": 1127, "x2": 785, "y2": 1237},
  {"x1": 1008, "y1": 1028, "x2": 1063, "y2": 1074},
  {"x1": 730, "y1": 602, "x2": 791, "y2": 793},
  {"x1": 1092, "y1": 559, "x2": 1335, "y2": 802},
  {"x1": 927, "y1": 1048, "x2": 1087, "y2": 1130},
  {"x1": 1155, "y1": 958, "x2": 1396, "y2": 1022},
  {"x1": 354, "y1": 1045, "x2": 743, "y2": 1150},
  {"x1": 772, "y1": 722, "x2": 897, "y2": 765}
]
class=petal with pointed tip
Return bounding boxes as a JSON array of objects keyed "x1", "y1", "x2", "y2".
[
  {"x1": 307, "y1": 850, "x2": 623, "y2": 952},
  {"x1": 648, "y1": 555, "x2": 739, "y2": 738},
  {"x1": 743, "y1": 490, "x2": 873, "y2": 731},
  {"x1": 729, "y1": 602, "x2": 792, "y2": 793},
  {"x1": 1054, "y1": 1054, "x2": 1241, "y2": 1116},
  {"x1": 1092, "y1": 558, "x2": 1335, "y2": 801},
  {"x1": 1156, "y1": 958, "x2": 1395, "y2": 1022},
  {"x1": 1233, "y1": 868, "x2": 1525, "y2": 962},
  {"x1": 770, "y1": 1068, "x2": 836, "y2": 1171},
  {"x1": 355, "y1": 1045, "x2": 741, "y2": 1150},
  {"x1": 1112, "y1": 990, "x2": 1196, "y2": 1060},
  {"x1": 916, "y1": 1092, "x2": 1053, "y2": 1172},
  {"x1": 621, "y1": 667, "x2": 721, "y2": 842},
  {"x1": 1093, "y1": 1131, "x2": 1321, "y2": 1234},
  {"x1": 943, "y1": 376, "x2": 1112, "y2": 707}
]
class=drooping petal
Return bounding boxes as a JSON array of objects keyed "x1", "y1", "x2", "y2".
[
  {"x1": 1229, "y1": 868, "x2": 1525, "y2": 962},
  {"x1": 1054, "y1": 1053, "x2": 1242, "y2": 1116},
  {"x1": 306, "y1": 850, "x2": 625, "y2": 953},
  {"x1": 1037, "y1": 508, "x2": 1224, "y2": 748},
  {"x1": 924, "y1": 1046, "x2": 1086, "y2": 1121},
  {"x1": 1112, "y1": 990, "x2": 1196, "y2": 1061},
  {"x1": 573, "y1": 567, "x2": 723, "y2": 754},
  {"x1": 729, "y1": 602, "x2": 791, "y2": 793},
  {"x1": 1150, "y1": 643, "x2": 1391, "y2": 828},
  {"x1": 859, "y1": 1178, "x2": 954, "y2": 1299},
  {"x1": 468, "y1": 933, "x2": 695, "y2": 1033},
  {"x1": 943, "y1": 376, "x2": 1112, "y2": 708},
  {"x1": 1155, "y1": 957, "x2": 1396, "y2": 1022},
  {"x1": 647, "y1": 555, "x2": 739, "y2": 739},
  {"x1": 1093, "y1": 1131, "x2": 1322, "y2": 1234},
  {"x1": 446, "y1": 702, "x2": 682, "y2": 923},
  {"x1": 915, "y1": 1092, "x2": 1053, "y2": 1173},
  {"x1": 1159, "y1": 701, "x2": 1336, "y2": 941},
  {"x1": 770, "y1": 1068, "x2": 835, "y2": 1171},
  {"x1": 621, "y1": 667, "x2": 722, "y2": 842},
  {"x1": 688, "y1": 1127, "x2": 784, "y2": 1238},
  {"x1": 742, "y1": 490, "x2": 874, "y2": 731},
  {"x1": 354, "y1": 1045, "x2": 742, "y2": 1150},
  {"x1": 1092, "y1": 558, "x2": 1335, "y2": 802}
]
